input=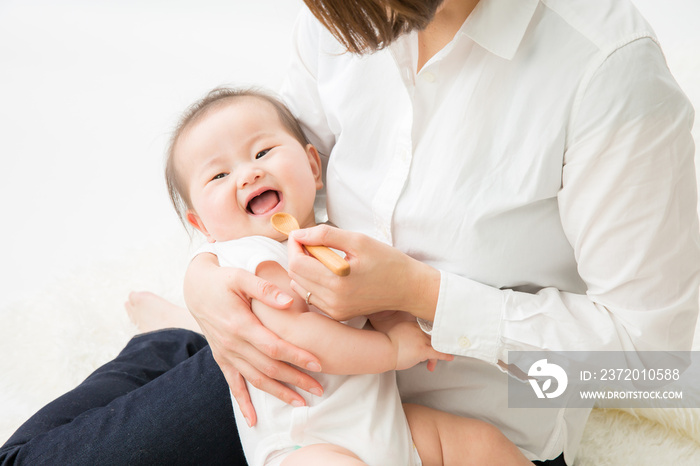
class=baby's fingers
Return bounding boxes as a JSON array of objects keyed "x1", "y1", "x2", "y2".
[
  {"x1": 427, "y1": 359, "x2": 438, "y2": 372},
  {"x1": 425, "y1": 350, "x2": 454, "y2": 371}
]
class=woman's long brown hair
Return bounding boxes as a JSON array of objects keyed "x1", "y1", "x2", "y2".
[{"x1": 303, "y1": 0, "x2": 443, "y2": 53}]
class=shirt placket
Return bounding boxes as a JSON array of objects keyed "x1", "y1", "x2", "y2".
[
  {"x1": 371, "y1": 43, "x2": 416, "y2": 245},
  {"x1": 371, "y1": 130, "x2": 413, "y2": 244}
]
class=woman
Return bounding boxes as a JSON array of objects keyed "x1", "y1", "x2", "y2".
[
  {"x1": 2, "y1": 0, "x2": 697, "y2": 464},
  {"x1": 184, "y1": 0, "x2": 700, "y2": 464}
]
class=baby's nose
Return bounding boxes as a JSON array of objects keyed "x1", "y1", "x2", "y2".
[{"x1": 238, "y1": 166, "x2": 263, "y2": 188}]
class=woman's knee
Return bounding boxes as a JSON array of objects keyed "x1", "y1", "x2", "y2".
[{"x1": 122, "y1": 328, "x2": 207, "y2": 362}]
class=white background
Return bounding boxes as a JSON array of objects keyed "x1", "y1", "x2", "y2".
[
  {"x1": 0, "y1": 0, "x2": 698, "y2": 311},
  {"x1": 0, "y1": 0, "x2": 304, "y2": 308}
]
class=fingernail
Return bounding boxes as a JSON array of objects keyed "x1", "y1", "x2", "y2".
[
  {"x1": 275, "y1": 292, "x2": 293, "y2": 305},
  {"x1": 309, "y1": 387, "x2": 323, "y2": 397},
  {"x1": 306, "y1": 362, "x2": 322, "y2": 372},
  {"x1": 244, "y1": 417, "x2": 252, "y2": 427},
  {"x1": 291, "y1": 400, "x2": 305, "y2": 408},
  {"x1": 291, "y1": 230, "x2": 306, "y2": 239}
]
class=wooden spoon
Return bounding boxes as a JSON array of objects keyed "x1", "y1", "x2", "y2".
[{"x1": 271, "y1": 212, "x2": 351, "y2": 276}]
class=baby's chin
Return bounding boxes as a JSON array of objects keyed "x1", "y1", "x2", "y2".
[
  {"x1": 211, "y1": 225, "x2": 287, "y2": 243},
  {"x1": 269, "y1": 229, "x2": 290, "y2": 243}
]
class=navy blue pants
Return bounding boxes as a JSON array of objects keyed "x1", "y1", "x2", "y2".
[
  {"x1": 1, "y1": 329, "x2": 566, "y2": 465},
  {"x1": 0, "y1": 329, "x2": 246, "y2": 465}
]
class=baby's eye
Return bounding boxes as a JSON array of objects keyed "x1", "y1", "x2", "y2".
[
  {"x1": 211, "y1": 173, "x2": 227, "y2": 181},
  {"x1": 255, "y1": 148, "x2": 272, "y2": 159}
]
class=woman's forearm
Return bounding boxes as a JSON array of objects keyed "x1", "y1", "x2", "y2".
[{"x1": 400, "y1": 257, "x2": 441, "y2": 322}]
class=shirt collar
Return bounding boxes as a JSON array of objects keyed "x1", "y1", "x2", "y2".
[{"x1": 461, "y1": 0, "x2": 539, "y2": 60}]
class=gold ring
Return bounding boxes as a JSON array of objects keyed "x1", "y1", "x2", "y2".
[{"x1": 305, "y1": 291, "x2": 312, "y2": 305}]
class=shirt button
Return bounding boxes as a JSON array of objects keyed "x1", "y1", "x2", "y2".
[
  {"x1": 422, "y1": 71, "x2": 436, "y2": 83},
  {"x1": 458, "y1": 336, "x2": 471, "y2": 348}
]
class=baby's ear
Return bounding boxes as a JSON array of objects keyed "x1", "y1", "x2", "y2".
[
  {"x1": 186, "y1": 210, "x2": 215, "y2": 243},
  {"x1": 306, "y1": 144, "x2": 324, "y2": 190}
]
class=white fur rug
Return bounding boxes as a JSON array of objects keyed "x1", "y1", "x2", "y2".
[{"x1": 1, "y1": 233, "x2": 699, "y2": 465}]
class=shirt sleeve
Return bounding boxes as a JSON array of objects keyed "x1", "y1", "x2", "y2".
[
  {"x1": 279, "y1": 8, "x2": 335, "y2": 222},
  {"x1": 430, "y1": 37, "x2": 700, "y2": 364},
  {"x1": 279, "y1": 8, "x2": 335, "y2": 156}
]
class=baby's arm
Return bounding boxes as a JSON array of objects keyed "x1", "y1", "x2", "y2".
[
  {"x1": 253, "y1": 261, "x2": 450, "y2": 375},
  {"x1": 368, "y1": 311, "x2": 453, "y2": 371}
]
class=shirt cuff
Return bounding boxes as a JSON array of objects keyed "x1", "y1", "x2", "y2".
[
  {"x1": 430, "y1": 270, "x2": 506, "y2": 364},
  {"x1": 417, "y1": 318, "x2": 433, "y2": 335}
]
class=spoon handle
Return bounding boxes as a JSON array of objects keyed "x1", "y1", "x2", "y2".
[{"x1": 304, "y1": 245, "x2": 351, "y2": 276}]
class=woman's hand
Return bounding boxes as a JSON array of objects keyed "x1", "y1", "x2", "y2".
[
  {"x1": 286, "y1": 225, "x2": 441, "y2": 322},
  {"x1": 184, "y1": 253, "x2": 323, "y2": 426}
]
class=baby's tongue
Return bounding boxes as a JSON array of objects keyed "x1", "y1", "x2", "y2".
[{"x1": 248, "y1": 190, "x2": 279, "y2": 215}]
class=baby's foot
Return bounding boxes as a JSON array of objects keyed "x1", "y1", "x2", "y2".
[{"x1": 125, "y1": 291, "x2": 200, "y2": 334}]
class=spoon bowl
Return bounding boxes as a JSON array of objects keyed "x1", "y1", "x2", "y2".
[{"x1": 270, "y1": 211, "x2": 301, "y2": 235}]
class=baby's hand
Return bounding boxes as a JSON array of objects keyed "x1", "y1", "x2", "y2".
[
  {"x1": 370, "y1": 312, "x2": 453, "y2": 371},
  {"x1": 390, "y1": 320, "x2": 453, "y2": 370}
]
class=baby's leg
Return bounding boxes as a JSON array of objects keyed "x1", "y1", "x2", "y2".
[
  {"x1": 281, "y1": 443, "x2": 366, "y2": 466},
  {"x1": 125, "y1": 291, "x2": 200, "y2": 333},
  {"x1": 403, "y1": 403, "x2": 531, "y2": 466}
]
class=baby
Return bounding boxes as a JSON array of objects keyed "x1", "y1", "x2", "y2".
[{"x1": 165, "y1": 87, "x2": 530, "y2": 466}]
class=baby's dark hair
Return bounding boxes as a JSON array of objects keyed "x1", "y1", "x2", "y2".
[{"x1": 165, "y1": 87, "x2": 309, "y2": 228}]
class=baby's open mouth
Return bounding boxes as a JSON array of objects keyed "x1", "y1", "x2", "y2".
[{"x1": 247, "y1": 190, "x2": 281, "y2": 215}]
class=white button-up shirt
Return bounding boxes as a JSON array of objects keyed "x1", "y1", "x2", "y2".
[{"x1": 280, "y1": 0, "x2": 700, "y2": 461}]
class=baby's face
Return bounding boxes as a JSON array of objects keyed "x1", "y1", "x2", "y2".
[{"x1": 177, "y1": 97, "x2": 323, "y2": 242}]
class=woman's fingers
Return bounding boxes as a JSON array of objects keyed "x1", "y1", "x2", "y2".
[
  {"x1": 230, "y1": 268, "x2": 323, "y2": 372},
  {"x1": 242, "y1": 313, "x2": 323, "y2": 374},
  {"x1": 286, "y1": 235, "x2": 337, "y2": 285},
  {"x1": 211, "y1": 308, "x2": 324, "y2": 395},
  {"x1": 234, "y1": 358, "x2": 296, "y2": 400},
  {"x1": 231, "y1": 349, "x2": 322, "y2": 403},
  {"x1": 288, "y1": 225, "x2": 357, "y2": 279},
  {"x1": 231, "y1": 266, "x2": 294, "y2": 309},
  {"x1": 226, "y1": 370, "x2": 257, "y2": 427},
  {"x1": 214, "y1": 331, "x2": 324, "y2": 403},
  {"x1": 185, "y1": 258, "x2": 324, "y2": 404},
  {"x1": 223, "y1": 321, "x2": 324, "y2": 395},
  {"x1": 288, "y1": 279, "x2": 322, "y2": 308},
  {"x1": 290, "y1": 224, "x2": 355, "y2": 253},
  {"x1": 211, "y1": 329, "x2": 324, "y2": 416}
]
